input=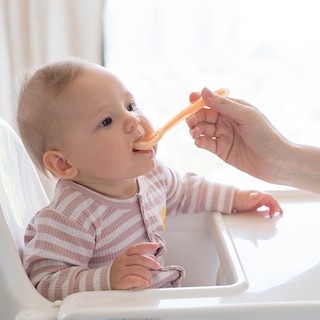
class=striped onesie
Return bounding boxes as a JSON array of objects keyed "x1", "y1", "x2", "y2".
[{"x1": 23, "y1": 160, "x2": 235, "y2": 301}]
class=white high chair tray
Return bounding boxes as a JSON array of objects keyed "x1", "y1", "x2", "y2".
[
  {"x1": 1, "y1": 117, "x2": 320, "y2": 320},
  {"x1": 12, "y1": 200, "x2": 320, "y2": 320}
]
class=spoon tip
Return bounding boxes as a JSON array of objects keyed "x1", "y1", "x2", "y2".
[{"x1": 133, "y1": 133, "x2": 160, "y2": 151}]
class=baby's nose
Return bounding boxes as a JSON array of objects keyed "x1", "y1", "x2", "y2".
[{"x1": 125, "y1": 113, "x2": 140, "y2": 132}]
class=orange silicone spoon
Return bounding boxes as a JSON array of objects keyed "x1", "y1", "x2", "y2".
[{"x1": 133, "y1": 87, "x2": 229, "y2": 151}]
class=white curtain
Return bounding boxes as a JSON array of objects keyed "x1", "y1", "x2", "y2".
[
  {"x1": 0, "y1": 0, "x2": 104, "y2": 195},
  {"x1": 0, "y1": 0, "x2": 104, "y2": 127}
]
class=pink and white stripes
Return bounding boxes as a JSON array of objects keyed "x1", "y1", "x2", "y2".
[{"x1": 23, "y1": 160, "x2": 235, "y2": 301}]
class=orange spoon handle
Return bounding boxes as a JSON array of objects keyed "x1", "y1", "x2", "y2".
[
  {"x1": 132, "y1": 87, "x2": 229, "y2": 151},
  {"x1": 158, "y1": 87, "x2": 229, "y2": 136}
]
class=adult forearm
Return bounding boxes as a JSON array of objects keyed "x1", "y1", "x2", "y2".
[{"x1": 276, "y1": 142, "x2": 320, "y2": 194}]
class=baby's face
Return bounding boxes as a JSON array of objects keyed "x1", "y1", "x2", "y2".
[{"x1": 56, "y1": 64, "x2": 156, "y2": 189}]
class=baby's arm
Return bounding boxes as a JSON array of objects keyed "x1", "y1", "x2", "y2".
[
  {"x1": 110, "y1": 242, "x2": 161, "y2": 290},
  {"x1": 232, "y1": 190, "x2": 283, "y2": 217}
]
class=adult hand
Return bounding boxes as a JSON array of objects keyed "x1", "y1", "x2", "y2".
[{"x1": 186, "y1": 87, "x2": 289, "y2": 184}]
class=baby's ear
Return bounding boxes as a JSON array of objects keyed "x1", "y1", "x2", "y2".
[{"x1": 43, "y1": 150, "x2": 78, "y2": 179}]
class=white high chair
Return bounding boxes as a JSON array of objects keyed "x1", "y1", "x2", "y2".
[
  {"x1": 0, "y1": 117, "x2": 248, "y2": 320},
  {"x1": 0, "y1": 118, "x2": 58, "y2": 319}
]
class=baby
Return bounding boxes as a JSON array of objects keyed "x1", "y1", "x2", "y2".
[{"x1": 18, "y1": 58, "x2": 282, "y2": 302}]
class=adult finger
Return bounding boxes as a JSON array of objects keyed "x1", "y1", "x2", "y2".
[
  {"x1": 194, "y1": 135, "x2": 218, "y2": 154},
  {"x1": 189, "y1": 91, "x2": 201, "y2": 103},
  {"x1": 201, "y1": 87, "x2": 250, "y2": 122},
  {"x1": 189, "y1": 122, "x2": 217, "y2": 140},
  {"x1": 186, "y1": 108, "x2": 220, "y2": 128}
]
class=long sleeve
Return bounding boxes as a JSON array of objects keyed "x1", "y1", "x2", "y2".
[
  {"x1": 23, "y1": 163, "x2": 236, "y2": 301},
  {"x1": 156, "y1": 161, "x2": 236, "y2": 215},
  {"x1": 23, "y1": 177, "x2": 185, "y2": 302},
  {"x1": 23, "y1": 209, "x2": 111, "y2": 301}
]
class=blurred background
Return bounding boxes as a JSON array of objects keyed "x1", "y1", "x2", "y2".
[{"x1": 2, "y1": 0, "x2": 320, "y2": 195}]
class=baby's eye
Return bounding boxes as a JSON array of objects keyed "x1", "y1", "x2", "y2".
[
  {"x1": 127, "y1": 102, "x2": 136, "y2": 112},
  {"x1": 99, "y1": 117, "x2": 112, "y2": 127}
]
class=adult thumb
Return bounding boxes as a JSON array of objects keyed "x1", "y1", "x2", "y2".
[{"x1": 202, "y1": 87, "x2": 245, "y2": 120}]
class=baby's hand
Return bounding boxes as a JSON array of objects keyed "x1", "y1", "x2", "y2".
[
  {"x1": 233, "y1": 190, "x2": 283, "y2": 218},
  {"x1": 110, "y1": 242, "x2": 161, "y2": 290}
]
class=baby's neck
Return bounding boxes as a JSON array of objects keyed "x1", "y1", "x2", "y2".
[{"x1": 73, "y1": 178, "x2": 139, "y2": 199}]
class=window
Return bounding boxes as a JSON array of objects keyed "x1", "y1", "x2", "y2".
[{"x1": 104, "y1": 0, "x2": 320, "y2": 192}]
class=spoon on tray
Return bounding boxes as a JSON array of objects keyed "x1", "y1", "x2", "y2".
[{"x1": 133, "y1": 87, "x2": 229, "y2": 151}]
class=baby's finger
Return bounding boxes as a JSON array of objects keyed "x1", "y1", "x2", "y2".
[
  {"x1": 266, "y1": 202, "x2": 283, "y2": 218},
  {"x1": 112, "y1": 266, "x2": 154, "y2": 290},
  {"x1": 126, "y1": 242, "x2": 159, "y2": 256},
  {"x1": 125, "y1": 254, "x2": 161, "y2": 271},
  {"x1": 257, "y1": 194, "x2": 283, "y2": 218},
  {"x1": 116, "y1": 274, "x2": 151, "y2": 290}
]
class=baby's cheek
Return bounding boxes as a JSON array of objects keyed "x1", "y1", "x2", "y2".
[
  {"x1": 138, "y1": 112, "x2": 154, "y2": 130},
  {"x1": 144, "y1": 121, "x2": 155, "y2": 134}
]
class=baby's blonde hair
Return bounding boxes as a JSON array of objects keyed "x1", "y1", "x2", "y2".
[{"x1": 17, "y1": 58, "x2": 88, "y2": 175}]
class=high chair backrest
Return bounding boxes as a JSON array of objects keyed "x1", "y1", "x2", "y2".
[{"x1": 0, "y1": 118, "x2": 52, "y2": 319}]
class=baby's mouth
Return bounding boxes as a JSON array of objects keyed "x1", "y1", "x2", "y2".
[
  {"x1": 133, "y1": 128, "x2": 157, "y2": 153},
  {"x1": 132, "y1": 142, "x2": 155, "y2": 153},
  {"x1": 133, "y1": 133, "x2": 147, "y2": 152},
  {"x1": 132, "y1": 147, "x2": 151, "y2": 153}
]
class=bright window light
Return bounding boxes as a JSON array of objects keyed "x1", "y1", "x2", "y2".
[{"x1": 103, "y1": 0, "x2": 320, "y2": 192}]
